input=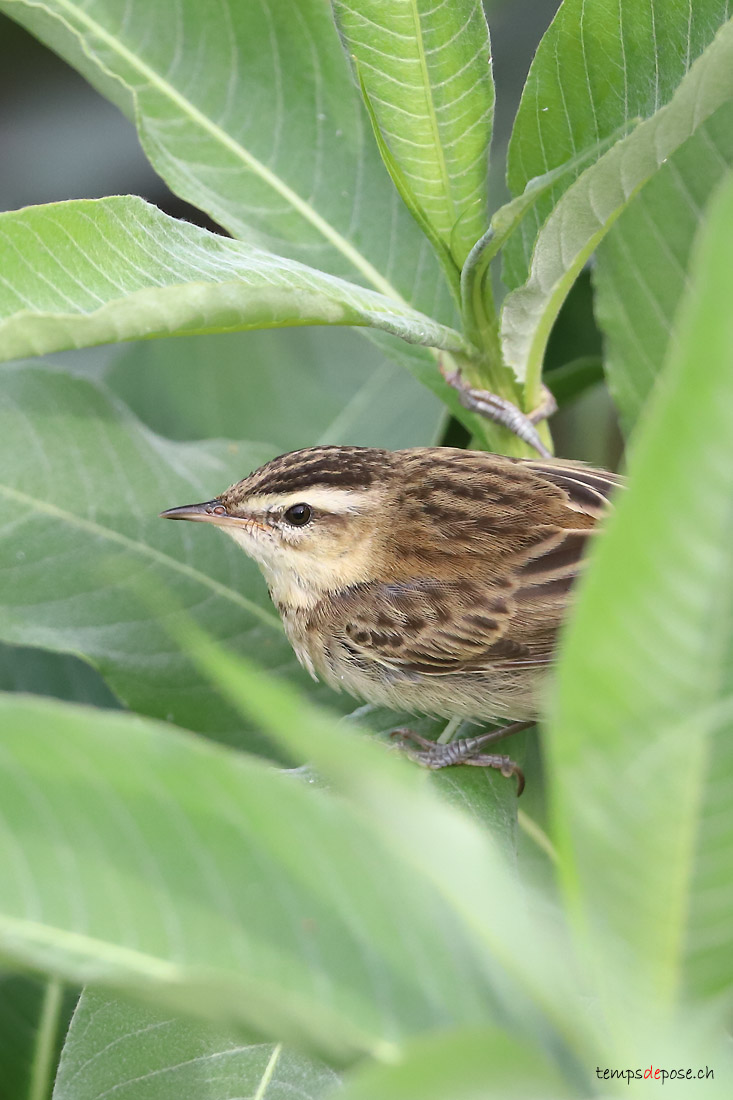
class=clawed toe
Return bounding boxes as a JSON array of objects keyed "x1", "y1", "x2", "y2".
[
  {"x1": 389, "y1": 727, "x2": 436, "y2": 751},
  {"x1": 464, "y1": 754, "x2": 525, "y2": 796},
  {"x1": 389, "y1": 726, "x2": 525, "y2": 795}
]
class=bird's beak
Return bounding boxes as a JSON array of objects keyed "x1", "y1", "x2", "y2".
[{"x1": 159, "y1": 499, "x2": 243, "y2": 529}]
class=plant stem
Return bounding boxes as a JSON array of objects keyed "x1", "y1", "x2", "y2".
[
  {"x1": 28, "y1": 979, "x2": 64, "y2": 1100},
  {"x1": 457, "y1": 230, "x2": 554, "y2": 457}
]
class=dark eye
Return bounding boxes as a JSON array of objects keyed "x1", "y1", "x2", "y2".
[{"x1": 283, "y1": 503, "x2": 312, "y2": 526}]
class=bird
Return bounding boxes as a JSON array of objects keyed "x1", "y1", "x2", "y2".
[{"x1": 161, "y1": 445, "x2": 622, "y2": 791}]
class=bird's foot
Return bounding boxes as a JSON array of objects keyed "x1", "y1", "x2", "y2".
[
  {"x1": 441, "y1": 363, "x2": 556, "y2": 459},
  {"x1": 390, "y1": 723, "x2": 531, "y2": 796}
]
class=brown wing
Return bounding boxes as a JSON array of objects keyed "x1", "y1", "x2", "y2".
[
  {"x1": 335, "y1": 455, "x2": 623, "y2": 676},
  {"x1": 521, "y1": 459, "x2": 623, "y2": 517},
  {"x1": 336, "y1": 577, "x2": 519, "y2": 676}
]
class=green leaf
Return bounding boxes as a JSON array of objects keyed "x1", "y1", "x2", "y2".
[
  {"x1": 336, "y1": 1028, "x2": 582, "y2": 1100},
  {"x1": 53, "y1": 990, "x2": 340, "y2": 1100},
  {"x1": 593, "y1": 101, "x2": 733, "y2": 430},
  {"x1": 187, "y1": 634, "x2": 596, "y2": 1067},
  {"x1": 332, "y1": 0, "x2": 493, "y2": 268},
  {"x1": 0, "y1": 198, "x2": 468, "y2": 366},
  {"x1": 354, "y1": 61, "x2": 461, "y2": 306},
  {"x1": 0, "y1": 692, "x2": 511, "y2": 1062},
  {"x1": 547, "y1": 174, "x2": 733, "y2": 1021},
  {"x1": 0, "y1": 363, "x2": 318, "y2": 744},
  {"x1": 503, "y1": 0, "x2": 732, "y2": 290},
  {"x1": 0, "y1": 974, "x2": 77, "y2": 1100},
  {"x1": 0, "y1": 0, "x2": 452, "y2": 318},
  {"x1": 500, "y1": 16, "x2": 733, "y2": 402},
  {"x1": 483, "y1": 119, "x2": 640, "y2": 283},
  {"x1": 0, "y1": 323, "x2": 444, "y2": 735},
  {"x1": 0, "y1": 643, "x2": 118, "y2": 709},
  {"x1": 102, "y1": 327, "x2": 444, "y2": 450}
]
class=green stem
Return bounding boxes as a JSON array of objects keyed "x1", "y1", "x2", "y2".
[
  {"x1": 456, "y1": 228, "x2": 556, "y2": 457},
  {"x1": 451, "y1": 234, "x2": 535, "y2": 455},
  {"x1": 459, "y1": 230, "x2": 505, "y2": 384},
  {"x1": 28, "y1": 979, "x2": 64, "y2": 1100},
  {"x1": 437, "y1": 716, "x2": 463, "y2": 745}
]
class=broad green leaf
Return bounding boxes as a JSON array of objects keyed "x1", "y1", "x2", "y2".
[
  {"x1": 503, "y1": 0, "x2": 732, "y2": 290},
  {"x1": 102, "y1": 327, "x2": 444, "y2": 450},
  {"x1": 500, "y1": 16, "x2": 733, "y2": 401},
  {"x1": 0, "y1": 197, "x2": 468, "y2": 366},
  {"x1": 0, "y1": 692, "x2": 513, "y2": 1062},
  {"x1": 483, "y1": 119, "x2": 641, "y2": 290},
  {"x1": 0, "y1": 643, "x2": 118, "y2": 709},
  {"x1": 53, "y1": 990, "x2": 340, "y2": 1100},
  {"x1": 0, "y1": 0, "x2": 453, "y2": 320},
  {"x1": 547, "y1": 175, "x2": 733, "y2": 1026},
  {"x1": 332, "y1": 0, "x2": 493, "y2": 268},
  {"x1": 0, "y1": 363, "x2": 320, "y2": 744},
  {"x1": 188, "y1": 635, "x2": 600, "y2": 1068},
  {"x1": 0, "y1": 325, "x2": 444, "y2": 729},
  {"x1": 337, "y1": 1028, "x2": 581, "y2": 1100},
  {"x1": 0, "y1": 974, "x2": 77, "y2": 1100},
  {"x1": 593, "y1": 101, "x2": 733, "y2": 430}
]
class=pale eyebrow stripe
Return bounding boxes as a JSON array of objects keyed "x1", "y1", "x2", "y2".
[{"x1": 247, "y1": 488, "x2": 373, "y2": 514}]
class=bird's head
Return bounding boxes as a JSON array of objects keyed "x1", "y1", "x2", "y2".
[{"x1": 161, "y1": 446, "x2": 395, "y2": 608}]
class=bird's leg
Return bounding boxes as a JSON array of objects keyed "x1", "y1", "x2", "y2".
[
  {"x1": 441, "y1": 362, "x2": 556, "y2": 459},
  {"x1": 390, "y1": 720, "x2": 533, "y2": 796}
]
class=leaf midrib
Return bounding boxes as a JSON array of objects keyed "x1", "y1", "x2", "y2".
[
  {"x1": 409, "y1": 0, "x2": 456, "y2": 225},
  {"x1": 0, "y1": 911, "x2": 398, "y2": 1060},
  {"x1": 0, "y1": 913, "x2": 183, "y2": 980},
  {"x1": 52, "y1": 0, "x2": 407, "y2": 304},
  {"x1": 0, "y1": 483, "x2": 282, "y2": 632}
]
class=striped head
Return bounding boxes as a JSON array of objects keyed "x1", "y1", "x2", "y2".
[{"x1": 160, "y1": 446, "x2": 397, "y2": 608}]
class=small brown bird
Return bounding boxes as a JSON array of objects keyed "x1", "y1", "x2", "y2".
[{"x1": 162, "y1": 446, "x2": 622, "y2": 789}]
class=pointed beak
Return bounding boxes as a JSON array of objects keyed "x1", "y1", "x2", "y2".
[
  {"x1": 159, "y1": 499, "x2": 235, "y2": 527},
  {"x1": 160, "y1": 499, "x2": 269, "y2": 534}
]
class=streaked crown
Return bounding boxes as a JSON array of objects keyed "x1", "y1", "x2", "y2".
[{"x1": 222, "y1": 445, "x2": 394, "y2": 504}]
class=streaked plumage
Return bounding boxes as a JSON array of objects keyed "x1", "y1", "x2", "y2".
[{"x1": 162, "y1": 446, "x2": 622, "y2": 727}]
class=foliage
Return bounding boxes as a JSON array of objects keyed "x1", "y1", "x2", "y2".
[{"x1": 0, "y1": 0, "x2": 732, "y2": 1096}]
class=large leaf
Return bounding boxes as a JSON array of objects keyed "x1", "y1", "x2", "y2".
[
  {"x1": 0, "y1": 0, "x2": 452, "y2": 319},
  {"x1": 332, "y1": 0, "x2": 493, "y2": 268},
  {"x1": 0, "y1": 643, "x2": 118, "y2": 709},
  {"x1": 547, "y1": 175, "x2": 733, "y2": 1029},
  {"x1": 336, "y1": 1029, "x2": 579, "y2": 1100},
  {"x1": 0, "y1": 325, "x2": 444, "y2": 730},
  {"x1": 0, "y1": 197, "x2": 468, "y2": 366},
  {"x1": 499, "y1": 16, "x2": 733, "y2": 401},
  {"x1": 102, "y1": 326, "x2": 444, "y2": 450},
  {"x1": 53, "y1": 990, "x2": 340, "y2": 1100},
  {"x1": 190, "y1": 634, "x2": 598, "y2": 1071},
  {"x1": 0, "y1": 363, "x2": 312, "y2": 744},
  {"x1": 593, "y1": 101, "x2": 733, "y2": 429},
  {"x1": 503, "y1": 0, "x2": 732, "y2": 290},
  {"x1": 0, "y1": 692, "x2": 518, "y2": 1063}
]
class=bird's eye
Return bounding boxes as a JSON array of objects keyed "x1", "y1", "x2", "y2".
[{"x1": 283, "y1": 503, "x2": 312, "y2": 526}]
